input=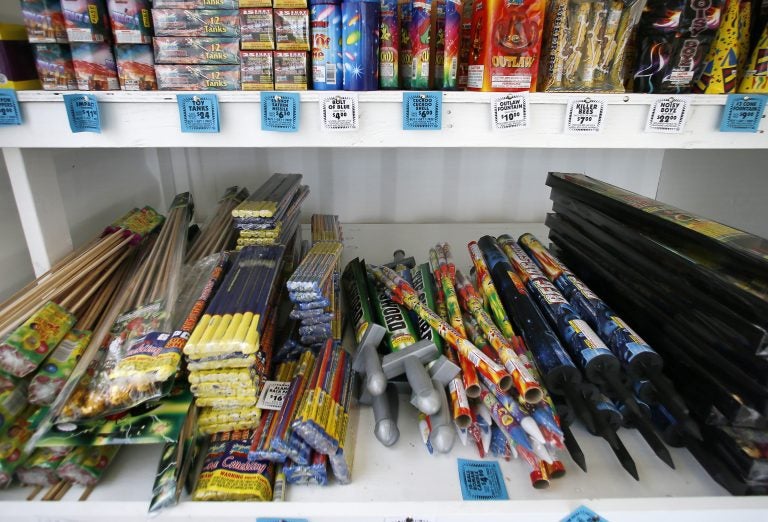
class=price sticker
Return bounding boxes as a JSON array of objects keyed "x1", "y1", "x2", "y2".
[
  {"x1": 63, "y1": 94, "x2": 101, "y2": 133},
  {"x1": 720, "y1": 94, "x2": 767, "y2": 133},
  {"x1": 645, "y1": 96, "x2": 691, "y2": 134},
  {"x1": 262, "y1": 92, "x2": 300, "y2": 132},
  {"x1": 457, "y1": 459, "x2": 508, "y2": 501},
  {"x1": 561, "y1": 505, "x2": 609, "y2": 522},
  {"x1": 565, "y1": 98, "x2": 606, "y2": 134},
  {"x1": 403, "y1": 92, "x2": 442, "y2": 130},
  {"x1": 491, "y1": 93, "x2": 529, "y2": 130},
  {"x1": 320, "y1": 93, "x2": 359, "y2": 131},
  {"x1": 177, "y1": 94, "x2": 220, "y2": 133},
  {"x1": 256, "y1": 380, "x2": 291, "y2": 410},
  {"x1": 0, "y1": 89, "x2": 21, "y2": 126}
]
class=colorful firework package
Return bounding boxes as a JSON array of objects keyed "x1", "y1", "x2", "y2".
[
  {"x1": 275, "y1": 9, "x2": 311, "y2": 51},
  {"x1": 539, "y1": 0, "x2": 647, "y2": 92},
  {"x1": 311, "y1": 0, "x2": 343, "y2": 90},
  {"x1": 106, "y1": 0, "x2": 153, "y2": 44},
  {"x1": 152, "y1": 9, "x2": 241, "y2": 37},
  {"x1": 21, "y1": 0, "x2": 68, "y2": 43},
  {"x1": 155, "y1": 64, "x2": 241, "y2": 89},
  {"x1": 379, "y1": 0, "x2": 400, "y2": 88},
  {"x1": 466, "y1": 0, "x2": 547, "y2": 91},
  {"x1": 342, "y1": 0, "x2": 381, "y2": 90},
  {"x1": 409, "y1": 0, "x2": 441, "y2": 89},
  {"x1": 71, "y1": 42, "x2": 120, "y2": 90},
  {"x1": 398, "y1": 0, "x2": 414, "y2": 88},
  {"x1": 153, "y1": 37, "x2": 241, "y2": 64},
  {"x1": 33, "y1": 43, "x2": 78, "y2": 90},
  {"x1": 740, "y1": 21, "x2": 768, "y2": 92},
  {"x1": 62, "y1": 0, "x2": 112, "y2": 43},
  {"x1": 240, "y1": 8, "x2": 275, "y2": 51},
  {"x1": 115, "y1": 44, "x2": 158, "y2": 90},
  {"x1": 241, "y1": 50, "x2": 275, "y2": 90},
  {"x1": 694, "y1": 0, "x2": 752, "y2": 93},
  {"x1": 274, "y1": 50, "x2": 310, "y2": 89},
  {"x1": 633, "y1": 0, "x2": 726, "y2": 93},
  {"x1": 441, "y1": 0, "x2": 463, "y2": 89}
]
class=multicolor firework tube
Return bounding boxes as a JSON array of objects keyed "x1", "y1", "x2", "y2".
[
  {"x1": 490, "y1": 424, "x2": 514, "y2": 460},
  {"x1": 28, "y1": 329, "x2": 91, "y2": 406},
  {"x1": 58, "y1": 445, "x2": 120, "y2": 487},
  {"x1": 417, "y1": 412, "x2": 434, "y2": 453},
  {"x1": 342, "y1": 0, "x2": 381, "y2": 90},
  {"x1": 0, "y1": 301, "x2": 76, "y2": 378},
  {"x1": 410, "y1": 263, "x2": 444, "y2": 353},
  {"x1": 518, "y1": 233, "x2": 663, "y2": 377},
  {"x1": 442, "y1": 0, "x2": 462, "y2": 89},
  {"x1": 368, "y1": 264, "x2": 513, "y2": 392},
  {"x1": 248, "y1": 363, "x2": 295, "y2": 462},
  {"x1": 270, "y1": 350, "x2": 315, "y2": 464},
  {"x1": 366, "y1": 269, "x2": 419, "y2": 352},
  {"x1": 456, "y1": 0, "x2": 473, "y2": 88},
  {"x1": 16, "y1": 446, "x2": 70, "y2": 486},
  {"x1": 310, "y1": 2, "x2": 343, "y2": 90},
  {"x1": 328, "y1": 352, "x2": 355, "y2": 484},
  {"x1": 738, "y1": 21, "x2": 767, "y2": 93},
  {"x1": 196, "y1": 430, "x2": 274, "y2": 501},
  {"x1": 410, "y1": 0, "x2": 437, "y2": 89},
  {"x1": 693, "y1": 0, "x2": 744, "y2": 93},
  {"x1": 593, "y1": 0, "x2": 624, "y2": 84},
  {"x1": 467, "y1": 242, "x2": 515, "y2": 340},
  {"x1": 380, "y1": 0, "x2": 401, "y2": 88},
  {"x1": 430, "y1": 245, "x2": 480, "y2": 397},
  {"x1": 478, "y1": 387, "x2": 542, "y2": 474},
  {"x1": 455, "y1": 268, "x2": 543, "y2": 404},
  {"x1": 398, "y1": 0, "x2": 413, "y2": 88}
]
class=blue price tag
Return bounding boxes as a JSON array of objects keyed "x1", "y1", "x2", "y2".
[
  {"x1": 261, "y1": 92, "x2": 300, "y2": 132},
  {"x1": 403, "y1": 92, "x2": 442, "y2": 130},
  {"x1": 63, "y1": 94, "x2": 101, "y2": 133},
  {"x1": 0, "y1": 89, "x2": 21, "y2": 126},
  {"x1": 178, "y1": 94, "x2": 220, "y2": 133},
  {"x1": 561, "y1": 505, "x2": 609, "y2": 522},
  {"x1": 457, "y1": 459, "x2": 508, "y2": 501},
  {"x1": 720, "y1": 94, "x2": 767, "y2": 133}
]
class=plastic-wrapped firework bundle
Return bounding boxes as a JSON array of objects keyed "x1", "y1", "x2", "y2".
[
  {"x1": 248, "y1": 360, "x2": 299, "y2": 462},
  {"x1": 232, "y1": 174, "x2": 309, "y2": 248},
  {"x1": 57, "y1": 445, "x2": 120, "y2": 487},
  {"x1": 311, "y1": 215, "x2": 344, "y2": 341},
  {"x1": 16, "y1": 446, "x2": 71, "y2": 487},
  {"x1": 284, "y1": 451, "x2": 329, "y2": 485},
  {"x1": 186, "y1": 186, "x2": 249, "y2": 264},
  {"x1": 342, "y1": 0, "x2": 381, "y2": 90},
  {"x1": 380, "y1": 0, "x2": 400, "y2": 88},
  {"x1": 633, "y1": 0, "x2": 726, "y2": 93},
  {"x1": 311, "y1": 0, "x2": 343, "y2": 89}
]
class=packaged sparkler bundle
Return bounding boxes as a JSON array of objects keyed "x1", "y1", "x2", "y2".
[
  {"x1": 186, "y1": 186, "x2": 249, "y2": 264},
  {"x1": 15, "y1": 446, "x2": 71, "y2": 487},
  {"x1": 539, "y1": 0, "x2": 647, "y2": 92},
  {"x1": 633, "y1": 0, "x2": 726, "y2": 93},
  {"x1": 57, "y1": 444, "x2": 120, "y2": 487}
]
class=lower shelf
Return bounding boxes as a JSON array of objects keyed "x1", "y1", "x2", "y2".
[{"x1": 1, "y1": 224, "x2": 766, "y2": 521}]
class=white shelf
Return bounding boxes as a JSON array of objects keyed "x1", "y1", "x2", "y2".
[
  {"x1": 3, "y1": 91, "x2": 766, "y2": 149},
  {"x1": 1, "y1": 223, "x2": 766, "y2": 521}
]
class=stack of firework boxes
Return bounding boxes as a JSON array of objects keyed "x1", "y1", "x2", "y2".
[{"x1": 22, "y1": 0, "x2": 157, "y2": 90}]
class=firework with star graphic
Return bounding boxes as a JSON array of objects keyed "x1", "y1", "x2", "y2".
[{"x1": 342, "y1": 0, "x2": 381, "y2": 90}]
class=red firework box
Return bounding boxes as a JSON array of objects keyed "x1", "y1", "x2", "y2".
[
  {"x1": 240, "y1": 8, "x2": 275, "y2": 50},
  {"x1": 106, "y1": 0, "x2": 153, "y2": 44},
  {"x1": 274, "y1": 50, "x2": 308, "y2": 90},
  {"x1": 466, "y1": 0, "x2": 546, "y2": 91},
  {"x1": 115, "y1": 44, "x2": 157, "y2": 90},
  {"x1": 62, "y1": 0, "x2": 112, "y2": 43},
  {"x1": 71, "y1": 42, "x2": 120, "y2": 90}
]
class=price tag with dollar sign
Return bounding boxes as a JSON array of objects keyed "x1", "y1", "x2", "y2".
[
  {"x1": 403, "y1": 92, "x2": 442, "y2": 130},
  {"x1": 645, "y1": 96, "x2": 691, "y2": 134},
  {"x1": 720, "y1": 94, "x2": 767, "y2": 133},
  {"x1": 177, "y1": 94, "x2": 220, "y2": 133},
  {"x1": 564, "y1": 97, "x2": 606, "y2": 134},
  {"x1": 0, "y1": 89, "x2": 21, "y2": 126},
  {"x1": 319, "y1": 93, "x2": 359, "y2": 131},
  {"x1": 63, "y1": 94, "x2": 101, "y2": 133},
  {"x1": 491, "y1": 93, "x2": 529, "y2": 130}
]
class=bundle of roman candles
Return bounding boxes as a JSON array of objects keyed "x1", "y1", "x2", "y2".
[
  {"x1": 232, "y1": 174, "x2": 310, "y2": 249},
  {"x1": 184, "y1": 245, "x2": 286, "y2": 435},
  {"x1": 311, "y1": 215, "x2": 344, "y2": 341},
  {"x1": 286, "y1": 236, "x2": 343, "y2": 349}
]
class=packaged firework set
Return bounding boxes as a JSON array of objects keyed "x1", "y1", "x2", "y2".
[
  {"x1": 62, "y1": 0, "x2": 112, "y2": 42},
  {"x1": 539, "y1": 0, "x2": 647, "y2": 92},
  {"x1": 106, "y1": 0, "x2": 153, "y2": 44},
  {"x1": 115, "y1": 43, "x2": 157, "y2": 89},
  {"x1": 22, "y1": 0, "x2": 68, "y2": 43}
]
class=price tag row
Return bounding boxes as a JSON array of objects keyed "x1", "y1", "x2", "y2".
[{"x1": 0, "y1": 89, "x2": 765, "y2": 135}]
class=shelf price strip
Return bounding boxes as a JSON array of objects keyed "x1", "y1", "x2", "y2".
[
  {"x1": 177, "y1": 94, "x2": 220, "y2": 133},
  {"x1": 564, "y1": 97, "x2": 606, "y2": 134},
  {"x1": 0, "y1": 89, "x2": 21, "y2": 126},
  {"x1": 491, "y1": 93, "x2": 529, "y2": 131},
  {"x1": 63, "y1": 94, "x2": 101, "y2": 134},
  {"x1": 645, "y1": 96, "x2": 691, "y2": 134},
  {"x1": 403, "y1": 92, "x2": 442, "y2": 130},
  {"x1": 720, "y1": 94, "x2": 767, "y2": 133},
  {"x1": 262, "y1": 92, "x2": 300, "y2": 132},
  {"x1": 319, "y1": 93, "x2": 359, "y2": 131}
]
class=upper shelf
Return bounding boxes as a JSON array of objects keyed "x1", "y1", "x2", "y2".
[{"x1": 2, "y1": 91, "x2": 766, "y2": 149}]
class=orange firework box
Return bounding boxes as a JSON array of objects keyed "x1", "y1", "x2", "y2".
[{"x1": 466, "y1": 0, "x2": 546, "y2": 92}]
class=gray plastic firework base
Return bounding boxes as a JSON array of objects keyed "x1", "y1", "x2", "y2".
[
  {"x1": 381, "y1": 339, "x2": 441, "y2": 415},
  {"x1": 428, "y1": 356, "x2": 461, "y2": 385},
  {"x1": 352, "y1": 323, "x2": 387, "y2": 397}
]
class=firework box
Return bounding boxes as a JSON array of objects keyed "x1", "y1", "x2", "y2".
[
  {"x1": 274, "y1": 50, "x2": 308, "y2": 89},
  {"x1": 466, "y1": 0, "x2": 546, "y2": 91},
  {"x1": 115, "y1": 44, "x2": 158, "y2": 89},
  {"x1": 275, "y1": 0, "x2": 308, "y2": 7},
  {"x1": 152, "y1": 9, "x2": 241, "y2": 37},
  {"x1": 154, "y1": 37, "x2": 241, "y2": 64},
  {"x1": 240, "y1": 8, "x2": 275, "y2": 50},
  {"x1": 0, "y1": 25, "x2": 41, "y2": 90},
  {"x1": 241, "y1": 50, "x2": 274, "y2": 89},
  {"x1": 33, "y1": 43, "x2": 77, "y2": 90},
  {"x1": 106, "y1": 0, "x2": 153, "y2": 44},
  {"x1": 274, "y1": 8, "x2": 310, "y2": 50},
  {"x1": 62, "y1": 0, "x2": 112, "y2": 42},
  {"x1": 21, "y1": 0, "x2": 68, "y2": 43},
  {"x1": 240, "y1": 0, "x2": 271, "y2": 6},
  {"x1": 71, "y1": 42, "x2": 120, "y2": 89},
  {"x1": 153, "y1": 0, "x2": 240, "y2": 6},
  {"x1": 156, "y1": 64, "x2": 241, "y2": 89}
]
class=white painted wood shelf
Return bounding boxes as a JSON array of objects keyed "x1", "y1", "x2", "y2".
[
  {"x1": 2, "y1": 91, "x2": 766, "y2": 148},
  {"x1": 1, "y1": 223, "x2": 766, "y2": 522}
]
